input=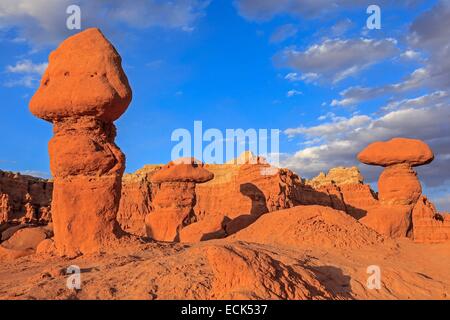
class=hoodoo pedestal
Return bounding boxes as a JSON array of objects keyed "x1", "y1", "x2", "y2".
[
  {"x1": 358, "y1": 138, "x2": 434, "y2": 237},
  {"x1": 145, "y1": 158, "x2": 214, "y2": 242},
  {"x1": 29, "y1": 28, "x2": 132, "y2": 256}
]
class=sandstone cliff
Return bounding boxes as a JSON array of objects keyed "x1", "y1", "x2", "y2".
[
  {"x1": 117, "y1": 156, "x2": 381, "y2": 241},
  {"x1": 0, "y1": 170, "x2": 52, "y2": 227}
]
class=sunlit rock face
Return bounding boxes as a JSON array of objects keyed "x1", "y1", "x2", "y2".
[{"x1": 29, "y1": 28, "x2": 132, "y2": 256}]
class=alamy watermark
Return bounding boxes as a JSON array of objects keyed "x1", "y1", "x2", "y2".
[
  {"x1": 366, "y1": 265, "x2": 381, "y2": 290},
  {"x1": 66, "y1": 265, "x2": 81, "y2": 290},
  {"x1": 66, "y1": 5, "x2": 81, "y2": 30},
  {"x1": 367, "y1": 5, "x2": 381, "y2": 30},
  {"x1": 171, "y1": 121, "x2": 280, "y2": 175}
]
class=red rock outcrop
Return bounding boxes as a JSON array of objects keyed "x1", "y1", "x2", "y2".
[
  {"x1": 301, "y1": 167, "x2": 378, "y2": 220},
  {"x1": 205, "y1": 244, "x2": 333, "y2": 299},
  {"x1": 117, "y1": 165, "x2": 161, "y2": 237},
  {"x1": 189, "y1": 158, "x2": 302, "y2": 240},
  {"x1": 36, "y1": 238, "x2": 56, "y2": 256},
  {"x1": 196, "y1": 164, "x2": 297, "y2": 217},
  {"x1": 231, "y1": 205, "x2": 385, "y2": 249},
  {"x1": 358, "y1": 138, "x2": 434, "y2": 238},
  {"x1": 307, "y1": 167, "x2": 364, "y2": 188},
  {"x1": 377, "y1": 164, "x2": 422, "y2": 205},
  {"x1": 0, "y1": 193, "x2": 11, "y2": 225},
  {"x1": 412, "y1": 196, "x2": 450, "y2": 243},
  {"x1": 118, "y1": 156, "x2": 301, "y2": 242},
  {"x1": 29, "y1": 28, "x2": 132, "y2": 256},
  {"x1": 145, "y1": 158, "x2": 214, "y2": 241},
  {"x1": 358, "y1": 137, "x2": 434, "y2": 167},
  {"x1": 0, "y1": 225, "x2": 53, "y2": 259},
  {"x1": 114, "y1": 148, "x2": 445, "y2": 243},
  {"x1": 118, "y1": 158, "x2": 381, "y2": 241},
  {"x1": 0, "y1": 170, "x2": 52, "y2": 226}
]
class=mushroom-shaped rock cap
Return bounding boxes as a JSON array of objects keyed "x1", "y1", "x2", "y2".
[
  {"x1": 29, "y1": 28, "x2": 131, "y2": 122},
  {"x1": 151, "y1": 158, "x2": 214, "y2": 183},
  {"x1": 358, "y1": 138, "x2": 434, "y2": 167}
]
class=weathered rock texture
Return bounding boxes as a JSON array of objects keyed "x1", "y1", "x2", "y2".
[
  {"x1": 358, "y1": 137, "x2": 434, "y2": 167},
  {"x1": 377, "y1": 164, "x2": 422, "y2": 206},
  {"x1": 145, "y1": 159, "x2": 214, "y2": 242},
  {"x1": 118, "y1": 156, "x2": 381, "y2": 241},
  {"x1": 412, "y1": 196, "x2": 450, "y2": 243},
  {"x1": 117, "y1": 165, "x2": 161, "y2": 237},
  {"x1": 358, "y1": 138, "x2": 434, "y2": 238},
  {"x1": 0, "y1": 225, "x2": 53, "y2": 259},
  {"x1": 231, "y1": 205, "x2": 385, "y2": 249},
  {"x1": 0, "y1": 170, "x2": 52, "y2": 226},
  {"x1": 190, "y1": 158, "x2": 304, "y2": 241},
  {"x1": 301, "y1": 167, "x2": 378, "y2": 220},
  {"x1": 29, "y1": 28, "x2": 132, "y2": 256},
  {"x1": 204, "y1": 244, "x2": 333, "y2": 299},
  {"x1": 113, "y1": 148, "x2": 446, "y2": 244},
  {"x1": 195, "y1": 163, "x2": 299, "y2": 219},
  {"x1": 117, "y1": 153, "x2": 305, "y2": 241},
  {"x1": 307, "y1": 167, "x2": 364, "y2": 188}
]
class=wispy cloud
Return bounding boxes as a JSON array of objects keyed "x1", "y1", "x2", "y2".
[
  {"x1": 276, "y1": 38, "x2": 399, "y2": 84},
  {"x1": 0, "y1": 0, "x2": 211, "y2": 47},
  {"x1": 269, "y1": 24, "x2": 298, "y2": 44},
  {"x1": 3, "y1": 59, "x2": 47, "y2": 88},
  {"x1": 235, "y1": 0, "x2": 419, "y2": 21},
  {"x1": 6, "y1": 59, "x2": 47, "y2": 75},
  {"x1": 282, "y1": 96, "x2": 450, "y2": 190},
  {"x1": 332, "y1": 2, "x2": 450, "y2": 106},
  {"x1": 286, "y1": 89, "x2": 302, "y2": 98}
]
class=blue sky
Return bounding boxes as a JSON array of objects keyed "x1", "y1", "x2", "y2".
[{"x1": 1, "y1": 0, "x2": 450, "y2": 211}]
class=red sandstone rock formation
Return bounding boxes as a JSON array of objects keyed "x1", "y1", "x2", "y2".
[
  {"x1": 145, "y1": 158, "x2": 214, "y2": 241},
  {"x1": 189, "y1": 158, "x2": 301, "y2": 240},
  {"x1": 117, "y1": 153, "x2": 304, "y2": 242},
  {"x1": 117, "y1": 165, "x2": 161, "y2": 237},
  {"x1": 301, "y1": 167, "x2": 378, "y2": 220},
  {"x1": 307, "y1": 167, "x2": 364, "y2": 188},
  {"x1": 358, "y1": 138, "x2": 434, "y2": 237},
  {"x1": 412, "y1": 196, "x2": 450, "y2": 243},
  {"x1": 29, "y1": 28, "x2": 132, "y2": 256},
  {"x1": 36, "y1": 238, "x2": 56, "y2": 256},
  {"x1": 0, "y1": 193, "x2": 11, "y2": 225},
  {"x1": 198, "y1": 155, "x2": 298, "y2": 212},
  {"x1": 114, "y1": 149, "x2": 445, "y2": 244},
  {"x1": 0, "y1": 225, "x2": 53, "y2": 259},
  {"x1": 0, "y1": 170, "x2": 52, "y2": 226},
  {"x1": 358, "y1": 137, "x2": 434, "y2": 167},
  {"x1": 205, "y1": 244, "x2": 333, "y2": 299},
  {"x1": 231, "y1": 205, "x2": 385, "y2": 249},
  {"x1": 377, "y1": 164, "x2": 422, "y2": 206},
  {"x1": 119, "y1": 158, "x2": 381, "y2": 241}
]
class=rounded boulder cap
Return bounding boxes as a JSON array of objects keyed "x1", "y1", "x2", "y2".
[
  {"x1": 151, "y1": 158, "x2": 214, "y2": 183},
  {"x1": 29, "y1": 28, "x2": 132, "y2": 123},
  {"x1": 357, "y1": 137, "x2": 434, "y2": 167}
]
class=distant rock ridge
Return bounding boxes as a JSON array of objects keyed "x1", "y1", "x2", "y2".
[
  {"x1": 0, "y1": 170, "x2": 52, "y2": 226},
  {"x1": 117, "y1": 153, "x2": 381, "y2": 241},
  {"x1": 412, "y1": 196, "x2": 450, "y2": 243},
  {"x1": 306, "y1": 166, "x2": 364, "y2": 188},
  {"x1": 225, "y1": 151, "x2": 268, "y2": 165},
  {"x1": 3, "y1": 146, "x2": 448, "y2": 247}
]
